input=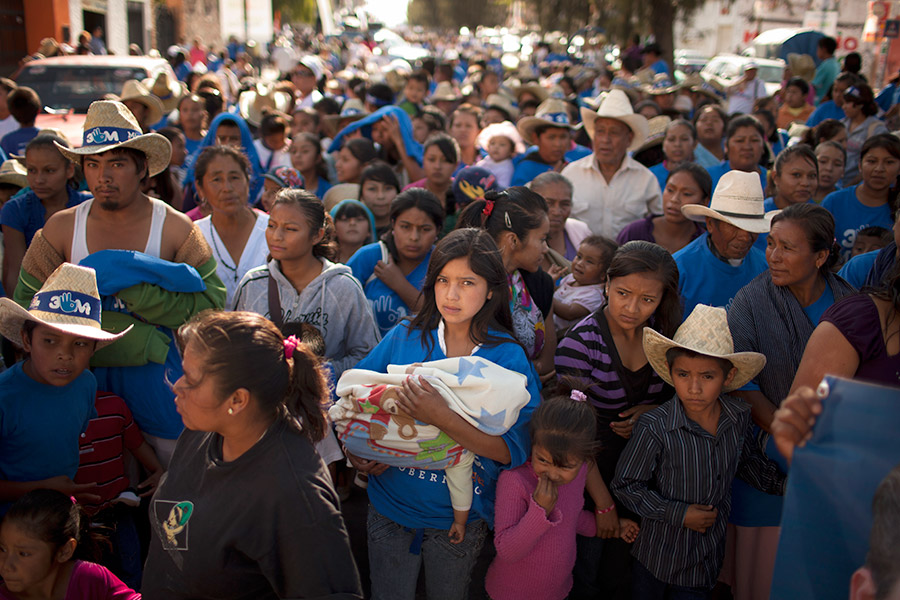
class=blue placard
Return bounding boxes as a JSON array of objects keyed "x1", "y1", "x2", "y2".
[{"x1": 771, "y1": 376, "x2": 900, "y2": 600}]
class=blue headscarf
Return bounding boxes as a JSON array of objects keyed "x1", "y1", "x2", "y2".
[
  {"x1": 328, "y1": 105, "x2": 423, "y2": 166},
  {"x1": 182, "y1": 112, "x2": 265, "y2": 201},
  {"x1": 330, "y1": 198, "x2": 377, "y2": 244}
]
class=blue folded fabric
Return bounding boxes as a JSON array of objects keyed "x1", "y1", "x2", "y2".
[
  {"x1": 79, "y1": 249, "x2": 206, "y2": 295},
  {"x1": 328, "y1": 106, "x2": 423, "y2": 166}
]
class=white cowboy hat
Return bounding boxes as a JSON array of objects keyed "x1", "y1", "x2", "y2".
[
  {"x1": 142, "y1": 71, "x2": 186, "y2": 113},
  {"x1": 238, "y1": 84, "x2": 292, "y2": 127},
  {"x1": 0, "y1": 159, "x2": 27, "y2": 188},
  {"x1": 0, "y1": 263, "x2": 132, "y2": 348},
  {"x1": 681, "y1": 170, "x2": 778, "y2": 234},
  {"x1": 634, "y1": 115, "x2": 671, "y2": 154},
  {"x1": 511, "y1": 82, "x2": 549, "y2": 104},
  {"x1": 643, "y1": 304, "x2": 766, "y2": 392},
  {"x1": 119, "y1": 79, "x2": 164, "y2": 127},
  {"x1": 580, "y1": 89, "x2": 648, "y2": 151},
  {"x1": 54, "y1": 101, "x2": 172, "y2": 177},
  {"x1": 516, "y1": 98, "x2": 573, "y2": 145}
]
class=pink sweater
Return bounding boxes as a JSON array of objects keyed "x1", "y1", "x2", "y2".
[
  {"x1": 485, "y1": 462, "x2": 596, "y2": 600},
  {"x1": 0, "y1": 561, "x2": 140, "y2": 600}
]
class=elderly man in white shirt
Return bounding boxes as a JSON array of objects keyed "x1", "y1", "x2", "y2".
[{"x1": 561, "y1": 90, "x2": 660, "y2": 239}]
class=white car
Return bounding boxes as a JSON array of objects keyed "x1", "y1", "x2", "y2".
[{"x1": 700, "y1": 55, "x2": 786, "y2": 97}]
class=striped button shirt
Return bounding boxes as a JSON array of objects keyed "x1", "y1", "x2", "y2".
[{"x1": 611, "y1": 395, "x2": 786, "y2": 588}]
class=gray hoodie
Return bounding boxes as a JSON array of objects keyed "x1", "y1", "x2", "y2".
[{"x1": 232, "y1": 258, "x2": 380, "y2": 377}]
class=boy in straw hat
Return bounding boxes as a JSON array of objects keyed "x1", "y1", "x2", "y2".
[
  {"x1": 612, "y1": 304, "x2": 786, "y2": 598},
  {"x1": 13, "y1": 100, "x2": 226, "y2": 465},
  {"x1": 511, "y1": 98, "x2": 591, "y2": 187},
  {"x1": 0, "y1": 263, "x2": 132, "y2": 505}
]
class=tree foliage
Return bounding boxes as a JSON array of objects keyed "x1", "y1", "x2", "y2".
[
  {"x1": 274, "y1": 0, "x2": 317, "y2": 24},
  {"x1": 407, "y1": 0, "x2": 510, "y2": 30}
]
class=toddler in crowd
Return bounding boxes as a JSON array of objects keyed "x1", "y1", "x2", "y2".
[
  {"x1": 330, "y1": 198, "x2": 376, "y2": 264},
  {"x1": 476, "y1": 121, "x2": 525, "y2": 188},
  {"x1": 553, "y1": 236, "x2": 618, "y2": 332},
  {"x1": 486, "y1": 390, "x2": 639, "y2": 600},
  {"x1": 0, "y1": 263, "x2": 132, "y2": 509},
  {"x1": 612, "y1": 305, "x2": 786, "y2": 599},
  {"x1": 0, "y1": 489, "x2": 139, "y2": 599},
  {"x1": 851, "y1": 225, "x2": 893, "y2": 258}
]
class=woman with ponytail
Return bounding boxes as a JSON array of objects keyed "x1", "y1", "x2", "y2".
[
  {"x1": 455, "y1": 187, "x2": 558, "y2": 382},
  {"x1": 723, "y1": 203, "x2": 855, "y2": 599},
  {"x1": 142, "y1": 311, "x2": 362, "y2": 599}
]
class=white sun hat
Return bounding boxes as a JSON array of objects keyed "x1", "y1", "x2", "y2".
[{"x1": 579, "y1": 89, "x2": 649, "y2": 151}]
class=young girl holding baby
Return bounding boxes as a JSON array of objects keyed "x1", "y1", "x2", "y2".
[
  {"x1": 347, "y1": 227, "x2": 542, "y2": 600},
  {"x1": 0, "y1": 489, "x2": 139, "y2": 599},
  {"x1": 486, "y1": 391, "x2": 639, "y2": 600}
]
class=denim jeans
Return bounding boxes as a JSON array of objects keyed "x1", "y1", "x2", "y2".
[
  {"x1": 631, "y1": 559, "x2": 712, "y2": 600},
  {"x1": 367, "y1": 503, "x2": 488, "y2": 600},
  {"x1": 94, "y1": 505, "x2": 142, "y2": 590}
]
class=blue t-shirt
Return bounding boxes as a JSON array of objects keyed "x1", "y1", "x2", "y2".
[
  {"x1": 693, "y1": 145, "x2": 723, "y2": 169},
  {"x1": 649, "y1": 162, "x2": 668, "y2": 192},
  {"x1": 0, "y1": 187, "x2": 92, "y2": 246},
  {"x1": 838, "y1": 250, "x2": 878, "y2": 289},
  {"x1": 312, "y1": 176, "x2": 332, "y2": 201},
  {"x1": 805, "y1": 100, "x2": 845, "y2": 127},
  {"x1": 802, "y1": 281, "x2": 835, "y2": 324},
  {"x1": 822, "y1": 185, "x2": 894, "y2": 261},
  {"x1": 707, "y1": 161, "x2": 767, "y2": 196},
  {"x1": 347, "y1": 242, "x2": 432, "y2": 336},
  {"x1": 0, "y1": 127, "x2": 40, "y2": 158},
  {"x1": 355, "y1": 323, "x2": 541, "y2": 529},
  {"x1": 0, "y1": 362, "x2": 96, "y2": 484},
  {"x1": 674, "y1": 233, "x2": 768, "y2": 320},
  {"x1": 184, "y1": 136, "x2": 204, "y2": 158}
]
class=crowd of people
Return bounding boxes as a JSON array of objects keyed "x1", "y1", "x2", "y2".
[{"x1": 0, "y1": 25, "x2": 897, "y2": 600}]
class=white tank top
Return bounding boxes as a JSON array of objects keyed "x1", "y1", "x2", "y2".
[{"x1": 70, "y1": 198, "x2": 168, "y2": 264}]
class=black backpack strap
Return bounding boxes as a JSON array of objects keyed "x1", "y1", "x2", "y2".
[{"x1": 268, "y1": 272, "x2": 283, "y2": 330}]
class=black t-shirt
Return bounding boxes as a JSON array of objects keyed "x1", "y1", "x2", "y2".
[{"x1": 142, "y1": 419, "x2": 362, "y2": 600}]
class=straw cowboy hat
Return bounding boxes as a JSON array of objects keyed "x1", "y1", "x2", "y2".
[
  {"x1": 643, "y1": 73, "x2": 680, "y2": 96},
  {"x1": 485, "y1": 93, "x2": 519, "y2": 121},
  {"x1": 54, "y1": 101, "x2": 172, "y2": 178},
  {"x1": 430, "y1": 81, "x2": 461, "y2": 103},
  {"x1": 787, "y1": 53, "x2": 816, "y2": 83},
  {"x1": 239, "y1": 84, "x2": 292, "y2": 127},
  {"x1": 323, "y1": 183, "x2": 360, "y2": 212},
  {"x1": 0, "y1": 263, "x2": 132, "y2": 349},
  {"x1": 684, "y1": 73, "x2": 725, "y2": 104},
  {"x1": 643, "y1": 304, "x2": 766, "y2": 392},
  {"x1": 119, "y1": 79, "x2": 164, "y2": 127},
  {"x1": 634, "y1": 115, "x2": 672, "y2": 154},
  {"x1": 142, "y1": 71, "x2": 186, "y2": 113},
  {"x1": 517, "y1": 98, "x2": 573, "y2": 145},
  {"x1": 580, "y1": 89, "x2": 649, "y2": 151},
  {"x1": 511, "y1": 82, "x2": 549, "y2": 104},
  {"x1": 681, "y1": 170, "x2": 778, "y2": 234},
  {"x1": 0, "y1": 159, "x2": 27, "y2": 188},
  {"x1": 323, "y1": 98, "x2": 369, "y2": 138}
]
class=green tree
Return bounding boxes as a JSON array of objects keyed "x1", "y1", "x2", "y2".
[
  {"x1": 274, "y1": 0, "x2": 317, "y2": 24},
  {"x1": 407, "y1": 0, "x2": 509, "y2": 30}
]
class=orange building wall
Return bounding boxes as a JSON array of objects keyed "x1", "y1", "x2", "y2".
[{"x1": 25, "y1": 0, "x2": 70, "y2": 54}]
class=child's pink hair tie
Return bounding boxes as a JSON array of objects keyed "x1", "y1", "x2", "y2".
[
  {"x1": 283, "y1": 335, "x2": 300, "y2": 360},
  {"x1": 570, "y1": 390, "x2": 588, "y2": 402}
]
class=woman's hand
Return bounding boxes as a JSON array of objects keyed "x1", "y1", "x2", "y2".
[
  {"x1": 772, "y1": 384, "x2": 824, "y2": 465},
  {"x1": 610, "y1": 405, "x2": 657, "y2": 439},
  {"x1": 395, "y1": 375, "x2": 453, "y2": 428},
  {"x1": 381, "y1": 114, "x2": 406, "y2": 150},
  {"x1": 374, "y1": 260, "x2": 408, "y2": 293},
  {"x1": 595, "y1": 506, "x2": 620, "y2": 538},
  {"x1": 138, "y1": 469, "x2": 164, "y2": 497},
  {"x1": 345, "y1": 451, "x2": 390, "y2": 476}
]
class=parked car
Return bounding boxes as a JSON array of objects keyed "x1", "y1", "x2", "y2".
[
  {"x1": 13, "y1": 55, "x2": 176, "y2": 146},
  {"x1": 674, "y1": 49, "x2": 709, "y2": 75},
  {"x1": 700, "y1": 54, "x2": 786, "y2": 97}
]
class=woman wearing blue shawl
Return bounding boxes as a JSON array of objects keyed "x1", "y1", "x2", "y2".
[
  {"x1": 329, "y1": 106, "x2": 424, "y2": 187},
  {"x1": 180, "y1": 112, "x2": 265, "y2": 214}
]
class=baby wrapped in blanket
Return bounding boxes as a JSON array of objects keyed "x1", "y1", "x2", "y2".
[{"x1": 331, "y1": 356, "x2": 531, "y2": 541}]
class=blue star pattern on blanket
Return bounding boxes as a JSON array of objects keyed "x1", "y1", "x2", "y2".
[
  {"x1": 477, "y1": 406, "x2": 509, "y2": 435},
  {"x1": 456, "y1": 358, "x2": 488, "y2": 385}
]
